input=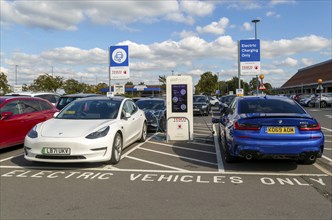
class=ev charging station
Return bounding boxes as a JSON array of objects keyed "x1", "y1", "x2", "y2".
[{"x1": 166, "y1": 75, "x2": 194, "y2": 142}]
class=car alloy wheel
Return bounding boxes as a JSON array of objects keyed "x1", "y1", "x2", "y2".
[
  {"x1": 110, "y1": 132, "x2": 123, "y2": 164},
  {"x1": 139, "y1": 122, "x2": 147, "y2": 142}
]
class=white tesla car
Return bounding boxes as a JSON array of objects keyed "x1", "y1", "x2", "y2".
[{"x1": 24, "y1": 96, "x2": 147, "y2": 164}]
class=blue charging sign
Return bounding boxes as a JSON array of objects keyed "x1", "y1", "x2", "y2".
[
  {"x1": 110, "y1": 45, "x2": 129, "y2": 67},
  {"x1": 240, "y1": 39, "x2": 260, "y2": 62}
]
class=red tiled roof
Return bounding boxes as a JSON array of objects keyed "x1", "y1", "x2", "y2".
[{"x1": 281, "y1": 60, "x2": 332, "y2": 88}]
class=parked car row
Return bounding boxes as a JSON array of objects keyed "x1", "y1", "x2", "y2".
[
  {"x1": 213, "y1": 95, "x2": 325, "y2": 164},
  {"x1": 280, "y1": 93, "x2": 332, "y2": 108}
]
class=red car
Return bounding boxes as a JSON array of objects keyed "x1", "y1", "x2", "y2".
[{"x1": 0, "y1": 96, "x2": 58, "y2": 149}]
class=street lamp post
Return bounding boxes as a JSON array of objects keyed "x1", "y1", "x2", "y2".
[
  {"x1": 251, "y1": 19, "x2": 260, "y2": 95},
  {"x1": 171, "y1": 70, "x2": 174, "y2": 76},
  {"x1": 51, "y1": 66, "x2": 54, "y2": 77}
]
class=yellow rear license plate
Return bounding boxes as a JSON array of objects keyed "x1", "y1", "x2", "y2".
[{"x1": 267, "y1": 127, "x2": 295, "y2": 134}]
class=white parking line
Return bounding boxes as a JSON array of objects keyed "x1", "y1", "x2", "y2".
[
  {"x1": 213, "y1": 124, "x2": 224, "y2": 172},
  {"x1": 322, "y1": 127, "x2": 332, "y2": 132},
  {"x1": 122, "y1": 133, "x2": 158, "y2": 158},
  {"x1": 313, "y1": 163, "x2": 332, "y2": 176},
  {"x1": 147, "y1": 141, "x2": 216, "y2": 155},
  {"x1": 324, "y1": 148, "x2": 332, "y2": 151},
  {"x1": 138, "y1": 147, "x2": 218, "y2": 166},
  {"x1": 322, "y1": 155, "x2": 332, "y2": 163},
  {"x1": 125, "y1": 155, "x2": 189, "y2": 171},
  {"x1": 0, "y1": 153, "x2": 24, "y2": 163}
]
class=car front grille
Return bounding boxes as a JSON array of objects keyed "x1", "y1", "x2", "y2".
[{"x1": 35, "y1": 155, "x2": 86, "y2": 160}]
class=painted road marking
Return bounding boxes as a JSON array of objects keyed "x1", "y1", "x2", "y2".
[
  {"x1": 0, "y1": 153, "x2": 24, "y2": 163},
  {"x1": 322, "y1": 155, "x2": 332, "y2": 163},
  {"x1": 213, "y1": 123, "x2": 224, "y2": 172},
  {"x1": 137, "y1": 147, "x2": 218, "y2": 166},
  {"x1": 0, "y1": 165, "x2": 328, "y2": 176},
  {"x1": 125, "y1": 155, "x2": 188, "y2": 171},
  {"x1": 322, "y1": 127, "x2": 332, "y2": 132},
  {"x1": 147, "y1": 141, "x2": 216, "y2": 155}
]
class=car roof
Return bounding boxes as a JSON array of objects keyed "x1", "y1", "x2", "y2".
[
  {"x1": 0, "y1": 96, "x2": 52, "y2": 102},
  {"x1": 75, "y1": 96, "x2": 127, "y2": 102},
  {"x1": 236, "y1": 95, "x2": 293, "y2": 101},
  {"x1": 5, "y1": 92, "x2": 59, "y2": 96},
  {"x1": 136, "y1": 97, "x2": 165, "y2": 101},
  {"x1": 60, "y1": 93, "x2": 101, "y2": 98}
]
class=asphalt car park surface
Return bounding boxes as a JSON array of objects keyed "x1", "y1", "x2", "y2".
[{"x1": 1, "y1": 106, "x2": 331, "y2": 219}]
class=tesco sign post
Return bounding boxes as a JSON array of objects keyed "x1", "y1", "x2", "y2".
[
  {"x1": 239, "y1": 39, "x2": 260, "y2": 76},
  {"x1": 110, "y1": 45, "x2": 130, "y2": 80}
]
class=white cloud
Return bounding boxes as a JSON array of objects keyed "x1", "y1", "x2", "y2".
[
  {"x1": 180, "y1": 1, "x2": 215, "y2": 17},
  {"x1": 2, "y1": 34, "x2": 330, "y2": 87},
  {"x1": 266, "y1": 11, "x2": 281, "y2": 18},
  {"x1": 301, "y1": 58, "x2": 315, "y2": 67},
  {"x1": 269, "y1": 0, "x2": 296, "y2": 6},
  {"x1": 176, "y1": 30, "x2": 198, "y2": 39},
  {"x1": 243, "y1": 22, "x2": 252, "y2": 31},
  {"x1": 196, "y1": 17, "x2": 230, "y2": 35},
  {"x1": 1, "y1": 1, "x2": 216, "y2": 30},
  {"x1": 262, "y1": 35, "x2": 331, "y2": 58},
  {"x1": 273, "y1": 57, "x2": 298, "y2": 67}
]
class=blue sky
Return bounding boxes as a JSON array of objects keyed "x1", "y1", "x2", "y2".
[{"x1": 1, "y1": 0, "x2": 331, "y2": 89}]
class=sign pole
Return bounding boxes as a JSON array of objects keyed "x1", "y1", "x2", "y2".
[
  {"x1": 108, "y1": 47, "x2": 112, "y2": 94},
  {"x1": 237, "y1": 40, "x2": 241, "y2": 89}
]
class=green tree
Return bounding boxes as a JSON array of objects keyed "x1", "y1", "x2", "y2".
[
  {"x1": 0, "y1": 72, "x2": 11, "y2": 95},
  {"x1": 194, "y1": 72, "x2": 217, "y2": 95},
  {"x1": 125, "y1": 81, "x2": 134, "y2": 85},
  {"x1": 62, "y1": 79, "x2": 85, "y2": 94},
  {"x1": 29, "y1": 74, "x2": 63, "y2": 92},
  {"x1": 138, "y1": 82, "x2": 145, "y2": 85},
  {"x1": 94, "y1": 83, "x2": 108, "y2": 94},
  {"x1": 158, "y1": 75, "x2": 166, "y2": 92}
]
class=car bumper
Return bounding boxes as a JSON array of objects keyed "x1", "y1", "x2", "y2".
[
  {"x1": 24, "y1": 136, "x2": 113, "y2": 163},
  {"x1": 230, "y1": 137, "x2": 324, "y2": 159}
]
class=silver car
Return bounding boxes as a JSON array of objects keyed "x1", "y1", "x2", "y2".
[{"x1": 311, "y1": 93, "x2": 332, "y2": 108}]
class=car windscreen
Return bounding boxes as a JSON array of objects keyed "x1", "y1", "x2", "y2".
[
  {"x1": 193, "y1": 96, "x2": 206, "y2": 102},
  {"x1": 136, "y1": 100, "x2": 165, "y2": 110},
  {"x1": 239, "y1": 99, "x2": 306, "y2": 114},
  {"x1": 57, "y1": 99, "x2": 121, "y2": 119}
]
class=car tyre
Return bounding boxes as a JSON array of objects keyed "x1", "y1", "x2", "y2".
[
  {"x1": 221, "y1": 133, "x2": 237, "y2": 163},
  {"x1": 139, "y1": 122, "x2": 147, "y2": 142},
  {"x1": 109, "y1": 132, "x2": 123, "y2": 165}
]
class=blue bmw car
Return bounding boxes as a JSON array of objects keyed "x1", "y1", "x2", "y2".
[{"x1": 215, "y1": 95, "x2": 324, "y2": 164}]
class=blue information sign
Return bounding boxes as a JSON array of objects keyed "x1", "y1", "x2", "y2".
[
  {"x1": 239, "y1": 39, "x2": 260, "y2": 62},
  {"x1": 110, "y1": 45, "x2": 129, "y2": 67}
]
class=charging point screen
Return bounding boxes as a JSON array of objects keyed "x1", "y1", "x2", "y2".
[{"x1": 171, "y1": 84, "x2": 188, "y2": 112}]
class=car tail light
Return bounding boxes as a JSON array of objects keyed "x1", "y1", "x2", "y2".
[
  {"x1": 234, "y1": 122, "x2": 260, "y2": 130},
  {"x1": 299, "y1": 123, "x2": 321, "y2": 131}
]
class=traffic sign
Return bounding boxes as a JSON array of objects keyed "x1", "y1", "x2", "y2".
[
  {"x1": 110, "y1": 45, "x2": 130, "y2": 80},
  {"x1": 239, "y1": 39, "x2": 261, "y2": 76},
  {"x1": 258, "y1": 83, "x2": 266, "y2": 90}
]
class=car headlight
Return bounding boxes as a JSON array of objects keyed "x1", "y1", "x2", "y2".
[
  {"x1": 27, "y1": 125, "x2": 38, "y2": 138},
  {"x1": 202, "y1": 105, "x2": 208, "y2": 109},
  {"x1": 86, "y1": 126, "x2": 110, "y2": 139}
]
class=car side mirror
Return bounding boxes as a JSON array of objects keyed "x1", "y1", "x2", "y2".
[
  {"x1": 123, "y1": 112, "x2": 131, "y2": 119},
  {"x1": 220, "y1": 103, "x2": 228, "y2": 114},
  {"x1": 0, "y1": 111, "x2": 13, "y2": 120}
]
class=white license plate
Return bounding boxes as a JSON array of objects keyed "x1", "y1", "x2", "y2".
[{"x1": 42, "y1": 147, "x2": 71, "y2": 155}]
